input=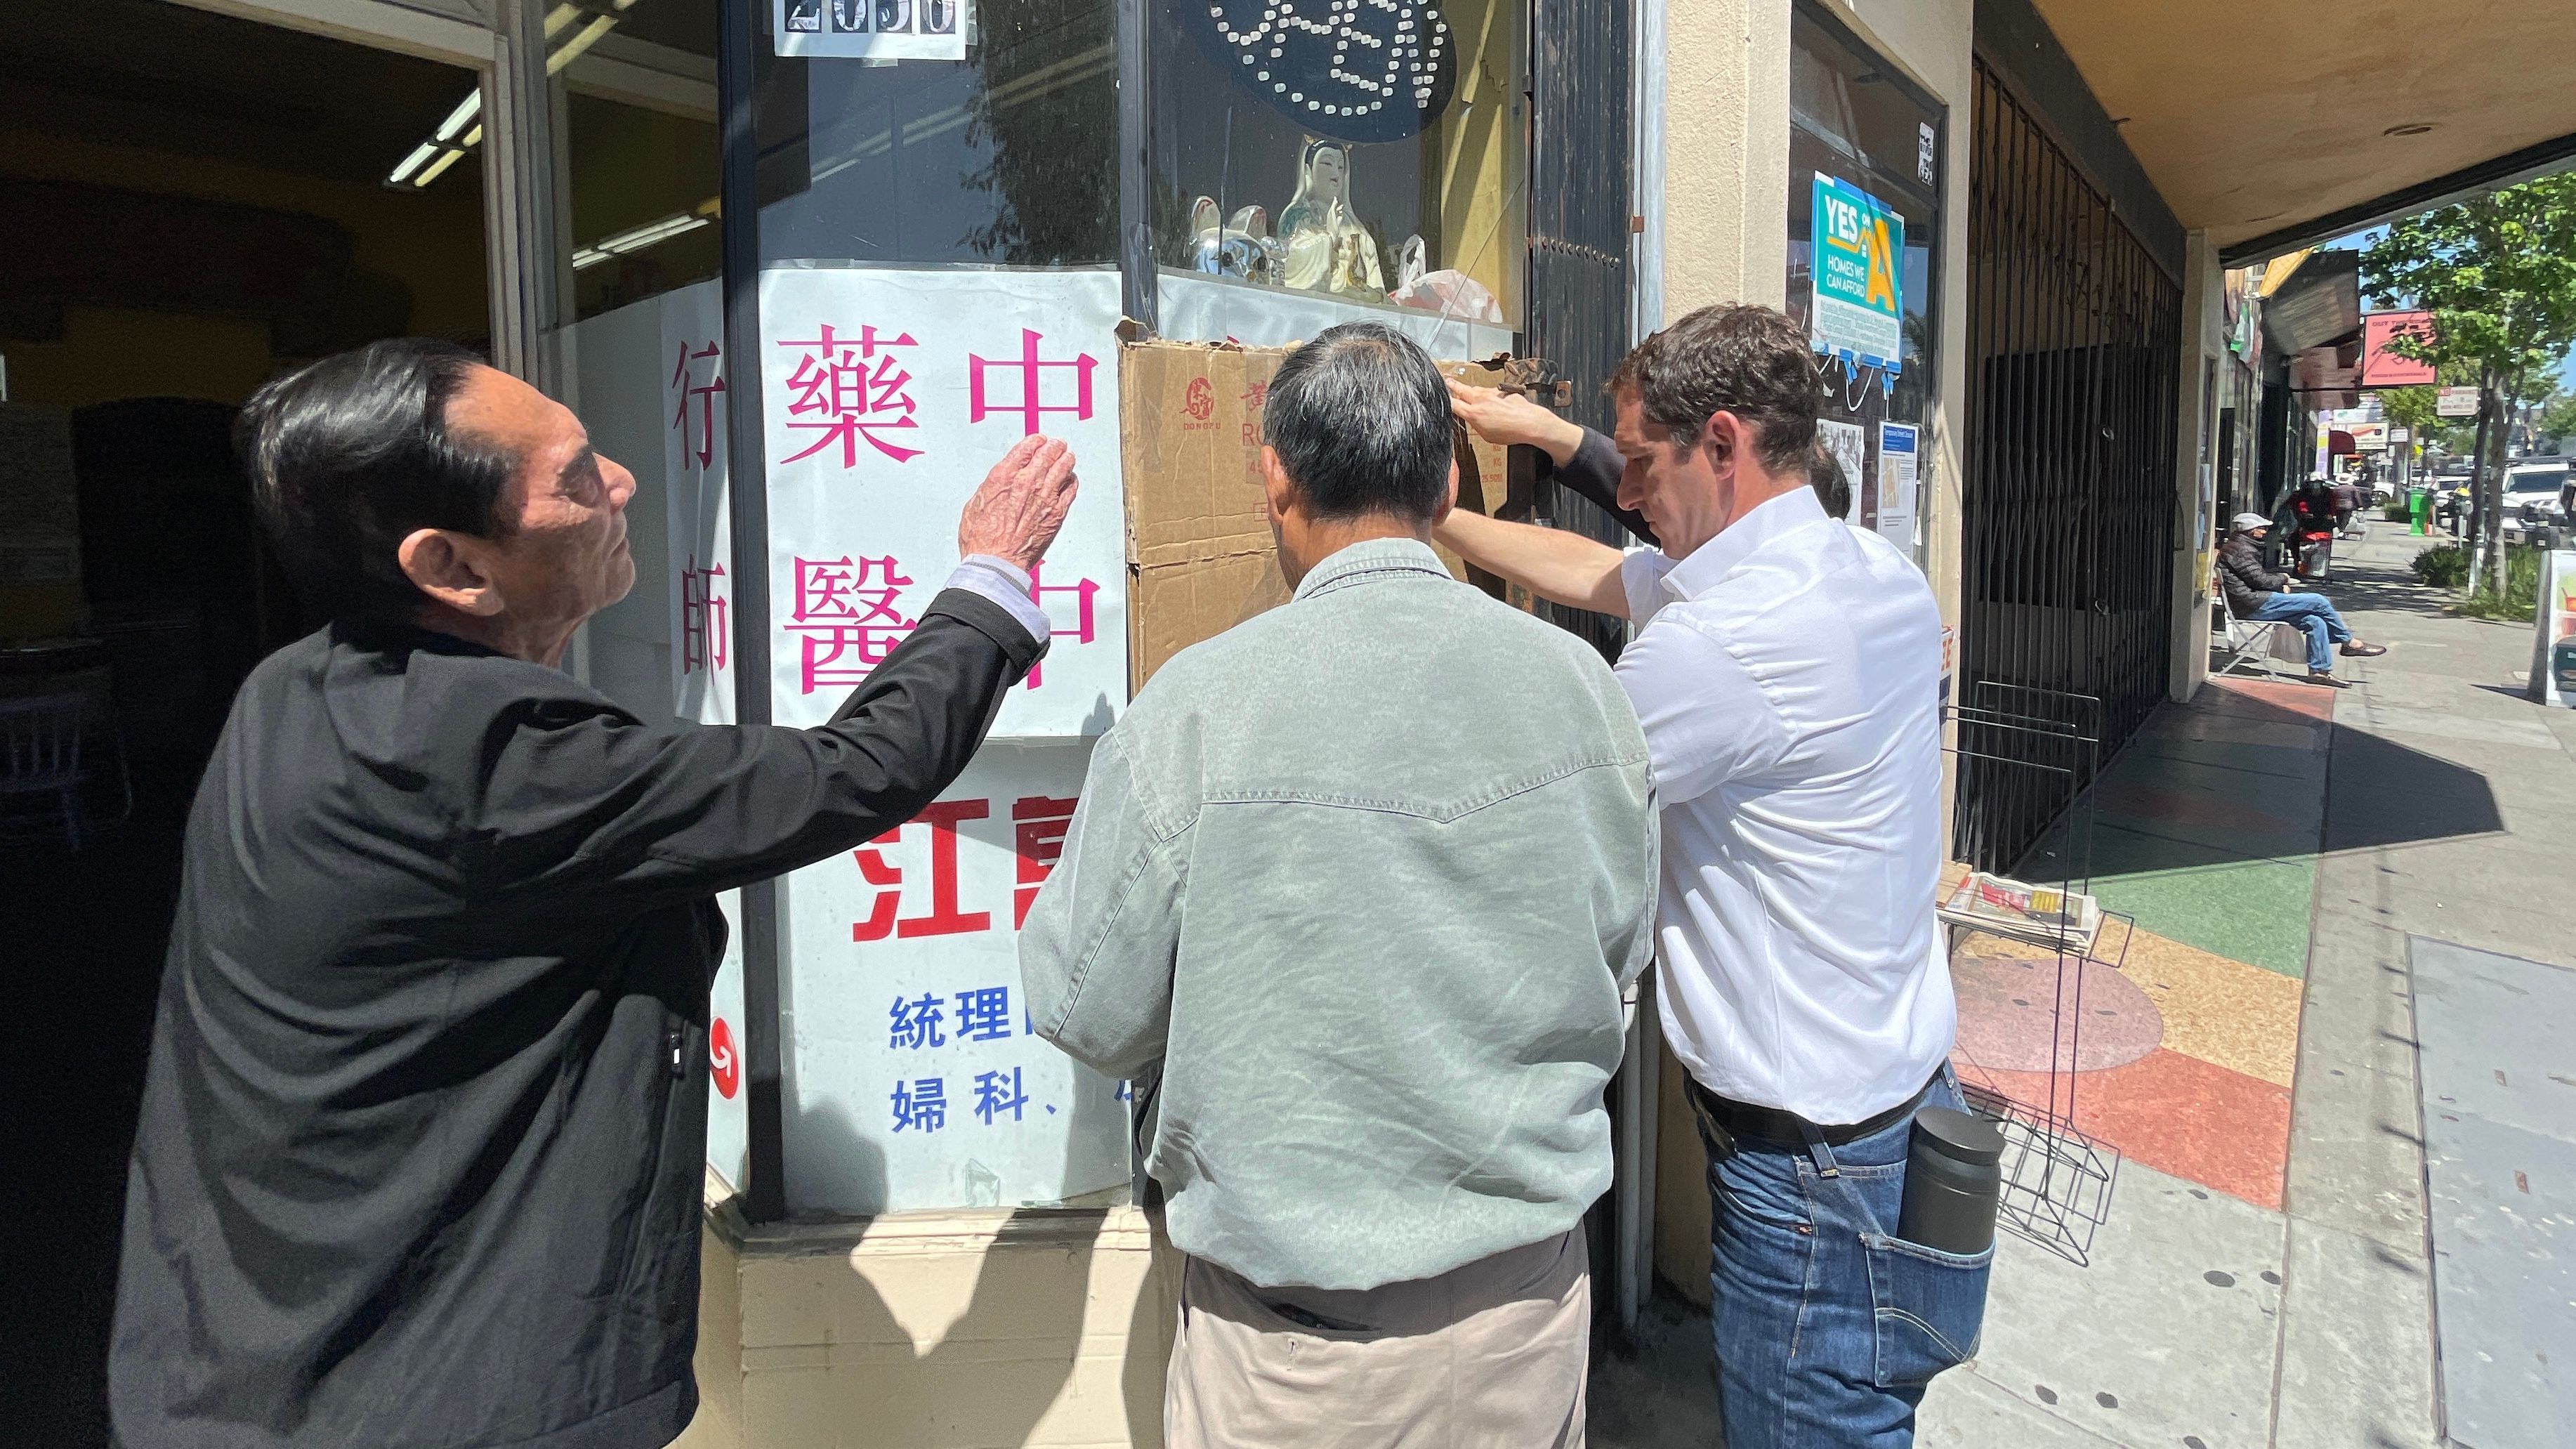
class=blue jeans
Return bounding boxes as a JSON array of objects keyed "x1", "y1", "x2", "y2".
[
  {"x1": 1695, "y1": 1071, "x2": 1993, "y2": 1448},
  {"x1": 2249, "y1": 591, "x2": 2353, "y2": 671}
]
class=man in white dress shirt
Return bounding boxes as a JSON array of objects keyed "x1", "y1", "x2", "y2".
[{"x1": 1442, "y1": 303, "x2": 1987, "y2": 1448}]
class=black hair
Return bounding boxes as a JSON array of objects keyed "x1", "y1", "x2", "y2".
[
  {"x1": 1264, "y1": 322, "x2": 1453, "y2": 522},
  {"x1": 235, "y1": 338, "x2": 515, "y2": 621},
  {"x1": 1608, "y1": 303, "x2": 1820, "y2": 477}
]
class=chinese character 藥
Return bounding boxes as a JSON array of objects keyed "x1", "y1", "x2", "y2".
[
  {"x1": 778, "y1": 324, "x2": 923, "y2": 466},
  {"x1": 954, "y1": 985, "x2": 1012, "y2": 1043},
  {"x1": 670, "y1": 340, "x2": 725, "y2": 471},
  {"x1": 789, "y1": 554, "x2": 914, "y2": 694},
  {"x1": 852, "y1": 798, "x2": 992, "y2": 940},
  {"x1": 973, "y1": 1068, "x2": 1027, "y2": 1125},
  {"x1": 892, "y1": 1077, "x2": 947, "y2": 1132},
  {"x1": 1020, "y1": 563, "x2": 1100, "y2": 690},
  {"x1": 889, "y1": 992, "x2": 947, "y2": 1049},
  {"x1": 1012, "y1": 794, "x2": 1077, "y2": 927},
  {"x1": 969, "y1": 329, "x2": 1098, "y2": 436},
  {"x1": 679, "y1": 553, "x2": 728, "y2": 676}
]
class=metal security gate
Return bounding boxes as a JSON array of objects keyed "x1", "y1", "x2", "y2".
[
  {"x1": 1955, "y1": 61, "x2": 2181, "y2": 871},
  {"x1": 1524, "y1": 0, "x2": 1634, "y2": 660}
]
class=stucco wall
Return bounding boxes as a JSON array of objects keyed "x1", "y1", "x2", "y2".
[{"x1": 680, "y1": 1199, "x2": 1176, "y2": 1449}]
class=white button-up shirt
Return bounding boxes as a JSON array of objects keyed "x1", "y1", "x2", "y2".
[{"x1": 1617, "y1": 485, "x2": 1954, "y2": 1125}]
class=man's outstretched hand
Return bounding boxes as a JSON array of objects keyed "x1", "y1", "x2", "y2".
[{"x1": 957, "y1": 435, "x2": 1079, "y2": 572}]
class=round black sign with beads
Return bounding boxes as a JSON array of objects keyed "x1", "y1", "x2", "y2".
[{"x1": 1183, "y1": 0, "x2": 1459, "y2": 144}]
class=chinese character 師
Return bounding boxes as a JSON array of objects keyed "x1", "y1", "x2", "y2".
[
  {"x1": 954, "y1": 985, "x2": 1011, "y2": 1042},
  {"x1": 972, "y1": 1067, "x2": 1027, "y2": 1125},
  {"x1": 891, "y1": 1077, "x2": 947, "y2": 1132},
  {"x1": 968, "y1": 329, "x2": 1097, "y2": 436},
  {"x1": 777, "y1": 323, "x2": 922, "y2": 466},
  {"x1": 888, "y1": 992, "x2": 947, "y2": 1049},
  {"x1": 850, "y1": 798, "x2": 993, "y2": 940},
  {"x1": 678, "y1": 554, "x2": 728, "y2": 676},
  {"x1": 1018, "y1": 563, "x2": 1100, "y2": 690},
  {"x1": 669, "y1": 340, "x2": 725, "y2": 471},
  {"x1": 1011, "y1": 794, "x2": 1077, "y2": 926},
  {"x1": 789, "y1": 554, "x2": 914, "y2": 694}
]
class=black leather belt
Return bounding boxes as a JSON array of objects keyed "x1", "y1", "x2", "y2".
[{"x1": 1687, "y1": 1072, "x2": 1940, "y2": 1148}]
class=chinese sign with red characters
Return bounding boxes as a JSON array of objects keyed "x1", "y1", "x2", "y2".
[
  {"x1": 761, "y1": 267, "x2": 1127, "y2": 739},
  {"x1": 661, "y1": 282, "x2": 739, "y2": 728},
  {"x1": 779, "y1": 738, "x2": 1129, "y2": 1214}
]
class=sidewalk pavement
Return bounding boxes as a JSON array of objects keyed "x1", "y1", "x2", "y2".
[{"x1": 1592, "y1": 525, "x2": 2574, "y2": 1447}]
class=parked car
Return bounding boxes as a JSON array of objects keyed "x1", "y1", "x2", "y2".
[{"x1": 2503, "y1": 459, "x2": 2572, "y2": 544}]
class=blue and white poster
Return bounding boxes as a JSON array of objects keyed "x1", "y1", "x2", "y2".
[{"x1": 1810, "y1": 175, "x2": 1905, "y2": 371}]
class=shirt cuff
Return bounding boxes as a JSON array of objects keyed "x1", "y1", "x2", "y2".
[{"x1": 945, "y1": 555, "x2": 1051, "y2": 646}]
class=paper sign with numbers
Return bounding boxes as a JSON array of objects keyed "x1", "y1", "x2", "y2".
[
  {"x1": 761, "y1": 265, "x2": 1128, "y2": 739},
  {"x1": 777, "y1": 737, "x2": 1129, "y2": 1214}
]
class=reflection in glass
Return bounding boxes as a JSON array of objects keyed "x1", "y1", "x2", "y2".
[{"x1": 755, "y1": 0, "x2": 1116, "y2": 267}]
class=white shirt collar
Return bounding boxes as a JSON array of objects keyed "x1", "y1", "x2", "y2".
[{"x1": 1659, "y1": 485, "x2": 1829, "y2": 603}]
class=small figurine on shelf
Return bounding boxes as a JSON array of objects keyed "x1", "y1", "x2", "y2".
[
  {"x1": 1188, "y1": 197, "x2": 1284, "y2": 285},
  {"x1": 1386, "y1": 230, "x2": 1506, "y2": 324},
  {"x1": 1280, "y1": 140, "x2": 1386, "y2": 299}
]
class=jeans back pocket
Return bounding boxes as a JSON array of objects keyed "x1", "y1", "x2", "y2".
[{"x1": 1862, "y1": 1234, "x2": 1994, "y2": 1387}]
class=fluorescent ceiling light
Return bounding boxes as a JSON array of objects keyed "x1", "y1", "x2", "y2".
[
  {"x1": 571, "y1": 205, "x2": 715, "y2": 270},
  {"x1": 385, "y1": 0, "x2": 640, "y2": 190}
]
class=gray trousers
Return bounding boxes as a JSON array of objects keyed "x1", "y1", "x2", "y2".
[{"x1": 1164, "y1": 1227, "x2": 1590, "y2": 1448}]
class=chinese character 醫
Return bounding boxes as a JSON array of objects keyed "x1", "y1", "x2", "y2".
[{"x1": 789, "y1": 554, "x2": 914, "y2": 695}]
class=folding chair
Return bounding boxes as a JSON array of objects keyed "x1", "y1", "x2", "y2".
[{"x1": 2209, "y1": 580, "x2": 2300, "y2": 678}]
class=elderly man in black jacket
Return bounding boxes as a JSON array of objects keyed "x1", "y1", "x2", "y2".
[
  {"x1": 110, "y1": 339, "x2": 1077, "y2": 1449},
  {"x1": 2219, "y1": 510, "x2": 2383, "y2": 685}
]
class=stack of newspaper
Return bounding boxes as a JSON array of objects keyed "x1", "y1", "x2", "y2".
[{"x1": 1937, "y1": 871, "x2": 2102, "y2": 955}]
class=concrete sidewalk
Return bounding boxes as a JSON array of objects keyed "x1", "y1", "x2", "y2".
[{"x1": 1591, "y1": 526, "x2": 2574, "y2": 1447}]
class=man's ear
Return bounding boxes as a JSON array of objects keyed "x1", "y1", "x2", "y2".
[
  {"x1": 1700, "y1": 411, "x2": 1744, "y2": 476},
  {"x1": 397, "y1": 527, "x2": 504, "y2": 617},
  {"x1": 1431, "y1": 459, "x2": 1459, "y2": 527},
  {"x1": 1259, "y1": 445, "x2": 1299, "y2": 525}
]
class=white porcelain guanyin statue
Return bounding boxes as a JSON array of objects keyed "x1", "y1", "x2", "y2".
[{"x1": 1279, "y1": 139, "x2": 1386, "y2": 299}]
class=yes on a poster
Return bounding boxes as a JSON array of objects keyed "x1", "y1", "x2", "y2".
[{"x1": 1810, "y1": 175, "x2": 1905, "y2": 369}]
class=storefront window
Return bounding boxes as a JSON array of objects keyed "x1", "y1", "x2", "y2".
[
  {"x1": 756, "y1": 0, "x2": 1115, "y2": 265},
  {"x1": 751, "y1": 0, "x2": 1130, "y2": 1219},
  {"x1": 1786, "y1": 3, "x2": 1941, "y2": 551},
  {"x1": 560, "y1": 4, "x2": 724, "y2": 321},
  {"x1": 1149, "y1": 0, "x2": 1525, "y2": 348}
]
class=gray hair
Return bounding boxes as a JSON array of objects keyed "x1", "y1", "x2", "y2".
[{"x1": 1263, "y1": 322, "x2": 1452, "y2": 521}]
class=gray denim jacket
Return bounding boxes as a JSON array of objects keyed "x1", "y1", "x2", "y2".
[{"x1": 1020, "y1": 537, "x2": 1657, "y2": 1291}]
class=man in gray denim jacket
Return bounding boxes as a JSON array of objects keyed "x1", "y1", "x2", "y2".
[{"x1": 1020, "y1": 322, "x2": 1657, "y2": 1448}]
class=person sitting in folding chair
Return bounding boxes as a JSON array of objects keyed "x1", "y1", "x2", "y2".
[{"x1": 2219, "y1": 511, "x2": 2385, "y2": 687}]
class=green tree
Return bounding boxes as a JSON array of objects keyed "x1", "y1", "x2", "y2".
[
  {"x1": 2534, "y1": 382, "x2": 2576, "y2": 452},
  {"x1": 2364, "y1": 174, "x2": 2576, "y2": 584}
]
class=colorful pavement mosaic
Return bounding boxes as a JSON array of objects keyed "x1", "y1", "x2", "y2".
[{"x1": 1950, "y1": 677, "x2": 2329, "y2": 1210}]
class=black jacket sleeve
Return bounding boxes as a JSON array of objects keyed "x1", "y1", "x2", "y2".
[
  {"x1": 1536, "y1": 426, "x2": 1657, "y2": 546},
  {"x1": 467, "y1": 588, "x2": 1044, "y2": 909},
  {"x1": 2216, "y1": 535, "x2": 2287, "y2": 613}
]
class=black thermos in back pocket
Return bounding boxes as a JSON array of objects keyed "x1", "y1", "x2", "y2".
[{"x1": 1897, "y1": 1106, "x2": 2004, "y2": 1254}]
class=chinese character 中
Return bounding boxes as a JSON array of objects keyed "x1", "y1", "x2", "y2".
[
  {"x1": 669, "y1": 340, "x2": 725, "y2": 471},
  {"x1": 888, "y1": 992, "x2": 946, "y2": 1049},
  {"x1": 789, "y1": 554, "x2": 914, "y2": 694},
  {"x1": 954, "y1": 985, "x2": 1012, "y2": 1043},
  {"x1": 778, "y1": 323, "x2": 922, "y2": 466},
  {"x1": 968, "y1": 329, "x2": 1098, "y2": 436},
  {"x1": 679, "y1": 554, "x2": 728, "y2": 676},
  {"x1": 1011, "y1": 794, "x2": 1077, "y2": 927},
  {"x1": 1020, "y1": 563, "x2": 1100, "y2": 690},
  {"x1": 891, "y1": 1077, "x2": 946, "y2": 1132},
  {"x1": 972, "y1": 1067, "x2": 1027, "y2": 1125},
  {"x1": 851, "y1": 797, "x2": 993, "y2": 940}
]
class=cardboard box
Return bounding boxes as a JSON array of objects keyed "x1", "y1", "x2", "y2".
[{"x1": 1117, "y1": 341, "x2": 1530, "y2": 690}]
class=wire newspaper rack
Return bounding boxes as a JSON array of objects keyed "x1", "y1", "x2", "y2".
[{"x1": 1943, "y1": 682, "x2": 2125, "y2": 1266}]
